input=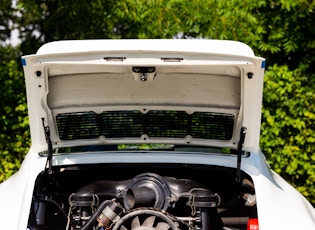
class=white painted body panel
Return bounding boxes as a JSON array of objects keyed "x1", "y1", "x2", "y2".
[{"x1": 0, "y1": 149, "x2": 314, "y2": 229}]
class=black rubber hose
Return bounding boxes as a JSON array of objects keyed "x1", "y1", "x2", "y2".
[
  {"x1": 80, "y1": 200, "x2": 113, "y2": 230},
  {"x1": 41, "y1": 197, "x2": 76, "y2": 228},
  {"x1": 42, "y1": 197, "x2": 68, "y2": 220}
]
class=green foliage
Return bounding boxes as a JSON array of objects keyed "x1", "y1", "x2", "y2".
[
  {"x1": 15, "y1": 0, "x2": 272, "y2": 51},
  {"x1": 0, "y1": 46, "x2": 30, "y2": 182},
  {"x1": 249, "y1": 0, "x2": 315, "y2": 71},
  {"x1": 0, "y1": 0, "x2": 15, "y2": 42},
  {"x1": 260, "y1": 64, "x2": 315, "y2": 203},
  {"x1": 17, "y1": 0, "x2": 121, "y2": 54}
]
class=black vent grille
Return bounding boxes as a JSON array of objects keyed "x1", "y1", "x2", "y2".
[{"x1": 56, "y1": 110, "x2": 234, "y2": 141}]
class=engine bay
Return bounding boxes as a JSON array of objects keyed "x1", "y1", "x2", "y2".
[{"x1": 27, "y1": 163, "x2": 257, "y2": 230}]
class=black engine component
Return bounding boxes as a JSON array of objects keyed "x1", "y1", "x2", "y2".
[
  {"x1": 122, "y1": 173, "x2": 172, "y2": 211},
  {"x1": 67, "y1": 172, "x2": 219, "y2": 230},
  {"x1": 27, "y1": 166, "x2": 257, "y2": 230}
]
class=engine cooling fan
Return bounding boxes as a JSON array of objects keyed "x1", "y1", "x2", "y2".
[{"x1": 113, "y1": 209, "x2": 179, "y2": 230}]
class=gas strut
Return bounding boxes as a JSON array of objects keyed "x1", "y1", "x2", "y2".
[
  {"x1": 236, "y1": 127, "x2": 247, "y2": 182},
  {"x1": 42, "y1": 118, "x2": 53, "y2": 175}
]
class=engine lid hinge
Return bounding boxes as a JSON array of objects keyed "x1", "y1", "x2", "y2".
[
  {"x1": 42, "y1": 118, "x2": 53, "y2": 175},
  {"x1": 236, "y1": 127, "x2": 247, "y2": 182}
]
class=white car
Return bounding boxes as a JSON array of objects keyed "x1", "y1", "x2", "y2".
[{"x1": 0, "y1": 39, "x2": 314, "y2": 230}]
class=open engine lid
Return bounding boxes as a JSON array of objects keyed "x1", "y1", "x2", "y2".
[{"x1": 21, "y1": 39, "x2": 265, "y2": 154}]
